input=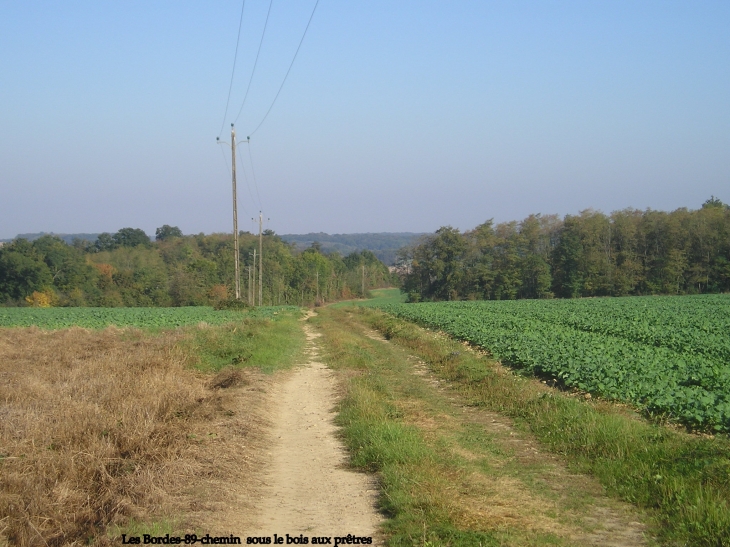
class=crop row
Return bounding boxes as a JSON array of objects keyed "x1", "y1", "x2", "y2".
[
  {"x1": 378, "y1": 297, "x2": 730, "y2": 432},
  {"x1": 470, "y1": 295, "x2": 730, "y2": 363},
  {"x1": 0, "y1": 306, "x2": 299, "y2": 329}
]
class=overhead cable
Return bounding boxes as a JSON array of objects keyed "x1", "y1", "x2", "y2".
[
  {"x1": 246, "y1": 138, "x2": 263, "y2": 210},
  {"x1": 237, "y1": 145, "x2": 260, "y2": 211},
  {"x1": 234, "y1": 0, "x2": 274, "y2": 126},
  {"x1": 247, "y1": 0, "x2": 320, "y2": 136},
  {"x1": 218, "y1": 0, "x2": 247, "y2": 138}
]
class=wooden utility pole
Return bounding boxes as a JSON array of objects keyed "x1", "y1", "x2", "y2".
[
  {"x1": 251, "y1": 250, "x2": 256, "y2": 306},
  {"x1": 247, "y1": 265, "x2": 252, "y2": 305},
  {"x1": 231, "y1": 125, "x2": 240, "y2": 300},
  {"x1": 258, "y1": 212, "x2": 263, "y2": 306},
  {"x1": 362, "y1": 264, "x2": 365, "y2": 296}
]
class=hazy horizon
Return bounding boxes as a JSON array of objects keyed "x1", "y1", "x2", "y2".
[
  {"x1": 0, "y1": 198, "x2": 721, "y2": 243},
  {"x1": 1, "y1": 229, "x2": 430, "y2": 242},
  {"x1": 2, "y1": 1, "x2": 728, "y2": 240}
]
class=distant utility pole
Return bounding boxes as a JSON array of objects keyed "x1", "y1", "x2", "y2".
[
  {"x1": 247, "y1": 265, "x2": 252, "y2": 306},
  {"x1": 231, "y1": 125, "x2": 240, "y2": 300},
  {"x1": 258, "y1": 212, "x2": 263, "y2": 306},
  {"x1": 362, "y1": 264, "x2": 365, "y2": 296},
  {"x1": 251, "y1": 250, "x2": 257, "y2": 306}
]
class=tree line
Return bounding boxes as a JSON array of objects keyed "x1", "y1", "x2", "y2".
[
  {"x1": 400, "y1": 198, "x2": 730, "y2": 301},
  {"x1": 0, "y1": 225, "x2": 392, "y2": 307}
]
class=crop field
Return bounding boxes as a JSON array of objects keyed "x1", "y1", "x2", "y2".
[
  {"x1": 0, "y1": 305, "x2": 299, "y2": 329},
  {"x1": 377, "y1": 294, "x2": 730, "y2": 432}
]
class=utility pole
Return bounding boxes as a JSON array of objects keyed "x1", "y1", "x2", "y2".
[
  {"x1": 316, "y1": 269, "x2": 319, "y2": 304},
  {"x1": 216, "y1": 129, "x2": 240, "y2": 300},
  {"x1": 258, "y1": 212, "x2": 263, "y2": 306},
  {"x1": 247, "y1": 265, "x2": 252, "y2": 306},
  {"x1": 231, "y1": 125, "x2": 241, "y2": 300},
  {"x1": 251, "y1": 250, "x2": 256, "y2": 306},
  {"x1": 362, "y1": 264, "x2": 365, "y2": 296}
]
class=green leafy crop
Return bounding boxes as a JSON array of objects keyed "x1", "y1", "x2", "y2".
[
  {"x1": 377, "y1": 294, "x2": 730, "y2": 433},
  {"x1": 0, "y1": 306, "x2": 300, "y2": 330}
]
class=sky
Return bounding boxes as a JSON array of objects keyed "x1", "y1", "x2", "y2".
[{"x1": 1, "y1": 1, "x2": 728, "y2": 239}]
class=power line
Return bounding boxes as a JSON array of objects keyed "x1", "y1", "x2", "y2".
[
  {"x1": 247, "y1": 0, "x2": 320, "y2": 136},
  {"x1": 233, "y1": 0, "x2": 274, "y2": 126},
  {"x1": 246, "y1": 138, "x2": 263, "y2": 211},
  {"x1": 237, "y1": 144, "x2": 260, "y2": 211},
  {"x1": 219, "y1": 143, "x2": 251, "y2": 217},
  {"x1": 218, "y1": 0, "x2": 247, "y2": 138}
]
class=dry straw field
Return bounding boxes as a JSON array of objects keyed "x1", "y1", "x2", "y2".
[{"x1": 0, "y1": 326, "x2": 269, "y2": 547}]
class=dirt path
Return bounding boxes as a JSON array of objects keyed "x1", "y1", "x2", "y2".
[
  {"x1": 195, "y1": 309, "x2": 648, "y2": 546},
  {"x1": 244, "y1": 320, "x2": 382, "y2": 540}
]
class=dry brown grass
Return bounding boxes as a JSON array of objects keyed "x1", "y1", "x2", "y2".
[{"x1": 0, "y1": 327, "x2": 267, "y2": 547}]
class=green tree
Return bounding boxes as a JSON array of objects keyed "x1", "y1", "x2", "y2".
[
  {"x1": 552, "y1": 216, "x2": 584, "y2": 298},
  {"x1": 573, "y1": 210, "x2": 613, "y2": 296},
  {"x1": 113, "y1": 228, "x2": 151, "y2": 248},
  {"x1": 0, "y1": 239, "x2": 53, "y2": 301},
  {"x1": 461, "y1": 220, "x2": 497, "y2": 300},
  {"x1": 94, "y1": 232, "x2": 117, "y2": 252},
  {"x1": 517, "y1": 215, "x2": 555, "y2": 299},
  {"x1": 702, "y1": 196, "x2": 727, "y2": 209},
  {"x1": 155, "y1": 225, "x2": 183, "y2": 241},
  {"x1": 663, "y1": 249, "x2": 688, "y2": 294},
  {"x1": 294, "y1": 248, "x2": 333, "y2": 305},
  {"x1": 32, "y1": 235, "x2": 96, "y2": 298},
  {"x1": 491, "y1": 222, "x2": 522, "y2": 300},
  {"x1": 91, "y1": 246, "x2": 170, "y2": 306},
  {"x1": 404, "y1": 227, "x2": 466, "y2": 301},
  {"x1": 607, "y1": 209, "x2": 643, "y2": 295}
]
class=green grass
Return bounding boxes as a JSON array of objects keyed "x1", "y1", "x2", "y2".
[
  {"x1": 311, "y1": 306, "x2": 617, "y2": 547},
  {"x1": 364, "y1": 307, "x2": 730, "y2": 547},
  {"x1": 182, "y1": 308, "x2": 306, "y2": 373},
  {"x1": 311, "y1": 309, "x2": 503, "y2": 546},
  {"x1": 364, "y1": 288, "x2": 407, "y2": 307},
  {"x1": 107, "y1": 519, "x2": 178, "y2": 541},
  {"x1": 329, "y1": 288, "x2": 406, "y2": 309}
]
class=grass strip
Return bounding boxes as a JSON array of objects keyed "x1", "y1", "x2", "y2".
[
  {"x1": 312, "y1": 307, "x2": 591, "y2": 546},
  {"x1": 329, "y1": 288, "x2": 406, "y2": 309},
  {"x1": 360, "y1": 307, "x2": 730, "y2": 547},
  {"x1": 180, "y1": 308, "x2": 306, "y2": 373}
]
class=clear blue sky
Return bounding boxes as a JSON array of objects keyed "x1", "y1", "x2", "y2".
[{"x1": 1, "y1": 1, "x2": 728, "y2": 239}]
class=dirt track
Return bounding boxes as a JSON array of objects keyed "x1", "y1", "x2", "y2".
[
  {"x1": 244, "y1": 322, "x2": 382, "y2": 540},
  {"x1": 196, "y1": 311, "x2": 648, "y2": 546}
]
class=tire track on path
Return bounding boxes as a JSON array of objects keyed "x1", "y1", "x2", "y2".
[
  {"x1": 245, "y1": 316, "x2": 382, "y2": 541},
  {"x1": 358, "y1": 317, "x2": 649, "y2": 547}
]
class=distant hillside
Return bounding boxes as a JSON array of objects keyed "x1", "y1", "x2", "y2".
[
  {"x1": 280, "y1": 232, "x2": 427, "y2": 265},
  {"x1": 10, "y1": 232, "x2": 101, "y2": 245}
]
